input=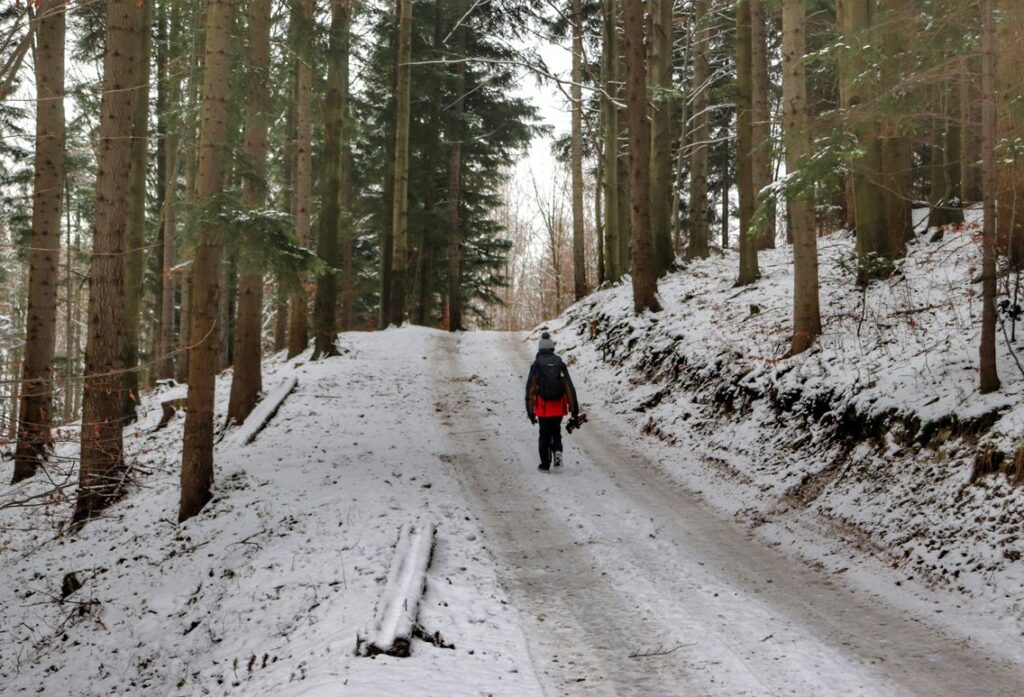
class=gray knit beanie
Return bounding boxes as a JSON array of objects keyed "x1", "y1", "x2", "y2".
[{"x1": 538, "y1": 331, "x2": 556, "y2": 351}]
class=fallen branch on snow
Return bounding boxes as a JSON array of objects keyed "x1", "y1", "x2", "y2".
[{"x1": 627, "y1": 643, "x2": 694, "y2": 659}]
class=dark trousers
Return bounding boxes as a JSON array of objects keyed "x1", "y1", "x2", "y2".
[{"x1": 538, "y1": 417, "x2": 563, "y2": 466}]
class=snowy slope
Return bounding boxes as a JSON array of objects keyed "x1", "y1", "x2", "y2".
[
  {"x1": 0, "y1": 328, "x2": 541, "y2": 696},
  {"x1": 543, "y1": 205, "x2": 1024, "y2": 631}
]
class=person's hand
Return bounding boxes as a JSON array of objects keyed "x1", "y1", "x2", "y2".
[
  {"x1": 571, "y1": 410, "x2": 580, "y2": 420},
  {"x1": 529, "y1": 414, "x2": 537, "y2": 425}
]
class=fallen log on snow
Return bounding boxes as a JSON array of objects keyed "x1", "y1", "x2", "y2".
[
  {"x1": 357, "y1": 521, "x2": 437, "y2": 657},
  {"x1": 156, "y1": 398, "x2": 187, "y2": 431},
  {"x1": 222, "y1": 376, "x2": 298, "y2": 448}
]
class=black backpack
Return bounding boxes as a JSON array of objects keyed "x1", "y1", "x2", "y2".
[{"x1": 536, "y1": 356, "x2": 565, "y2": 401}]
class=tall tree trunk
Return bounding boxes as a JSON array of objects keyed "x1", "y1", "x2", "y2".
[
  {"x1": 649, "y1": 0, "x2": 674, "y2": 274},
  {"x1": 158, "y1": 4, "x2": 181, "y2": 381},
  {"x1": 8, "y1": 344, "x2": 21, "y2": 443},
  {"x1": 783, "y1": 0, "x2": 820, "y2": 355},
  {"x1": 571, "y1": 0, "x2": 588, "y2": 299},
  {"x1": 996, "y1": 0, "x2": 1024, "y2": 267},
  {"x1": 379, "y1": 5, "x2": 400, "y2": 329},
  {"x1": 721, "y1": 156, "x2": 730, "y2": 249},
  {"x1": 670, "y1": 25, "x2": 693, "y2": 254},
  {"x1": 750, "y1": 0, "x2": 775, "y2": 250},
  {"x1": 415, "y1": 218, "x2": 433, "y2": 325},
  {"x1": 123, "y1": 0, "x2": 153, "y2": 421},
  {"x1": 927, "y1": 82, "x2": 965, "y2": 229},
  {"x1": 980, "y1": 0, "x2": 1000, "y2": 394},
  {"x1": 179, "y1": 0, "x2": 234, "y2": 523},
  {"x1": 735, "y1": 0, "x2": 759, "y2": 285},
  {"x1": 389, "y1": 0, "x2": 413, "y2": 326},
  {"x1": 62, "y1": 185, "x2": 76, "y2": 423},
  {"x1": 960, "y1": 56, "x2": 981, "y2": 204},
  {"x1": 176, "y1": 27, "x2": 201, "y2": 384},
  {"x1": 227, "y1": 0, "x2": 270, "y2": 422},
  {"x1": 596, "y1": 156, "x2": 605, "y2": 285},
  {"x1": 686, "y1": 0, "x2": 711, "y2": 260},
  {"x1": 616, "y1": 11, "x2": 630, "y2": 273},
  {"x1": 601, "y1": 0, "x2": 620, "y2": 280},
  {"x1": 624, "y1": 0, "x2": 661, "y2": 314},
  {"x1": 74, "y1": 0, "x2": 142, "y2": 524},
  {"x1": 838, "y1": 0, "x2": 889, "y2": 283},
  {"x1": 218, "y1": 251, "x2": 233, "y2": 370},
  {"x1": 13, "y1": 0, "x2": 64, "y2": 483},
  {"x1": 313, "y1": 0, "x2": 350, "y2": 356},
  {"x1": 880, "y1": 0, "x2": 914, "y2": 257},
  {"x1": 276, "y1": 11, "x2": 297, "y2": 350},
  {"x1": 288, "y1": 0, "x2": 312, "y2": 357},
  {"x1": 447, "y1": 23, "x2": 467, "y2": 331},
  {"x1": 176, "y1": 268, "x2": 191, "y2": 382},
  {"x1": 339, "y1": 3, "x2": 355, "y2": 333},
  {"x1": 415, "y1": 1, "x2": 445, "y2": 327}
]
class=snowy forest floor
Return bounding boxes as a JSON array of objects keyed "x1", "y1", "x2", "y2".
[{"x1": 3, "y1": 207, "x2": 1024, "y2": 695}]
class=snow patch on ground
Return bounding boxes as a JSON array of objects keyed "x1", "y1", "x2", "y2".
[
  {"x1": 546, "y1": 207, "x2": 1024, "y2": 639},
  {"x1": 0, "y1": 328, "x2": 540, "y2": 696}
]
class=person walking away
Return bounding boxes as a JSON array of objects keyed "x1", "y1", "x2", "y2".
[{"x1": 525, "y1": 332, "x2": 579, "y2": 471}]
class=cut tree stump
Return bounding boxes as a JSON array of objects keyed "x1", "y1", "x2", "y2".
[
  {"x1": 222, "y1": 376, "x2": 299, "y2": 448},
  {"x1": 357, "y1": 521, "x2": 437, "y2": 657}
]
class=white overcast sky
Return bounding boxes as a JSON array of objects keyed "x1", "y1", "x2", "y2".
[{"x1": 509, "y1": 31, "x2": 573, "y2": 233}]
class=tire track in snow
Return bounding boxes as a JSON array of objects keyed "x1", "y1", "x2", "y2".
[
  {"x1": 434, "y1": 333, "x2": 701, "y2": 696},
  {"x1": 434, "y1": 330, "x2": 1024, "y2": 696},
  {"x1": 505, "y1": 331, "x2": 1024, "y2": 696}
]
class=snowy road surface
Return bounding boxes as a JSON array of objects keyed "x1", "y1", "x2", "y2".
[
  {"x1": 5, "y1": 327, "x2": 1024, "y2": 696},
  {"x1": 434, "y1": 331, "x2": 1024, "y2": 696}
]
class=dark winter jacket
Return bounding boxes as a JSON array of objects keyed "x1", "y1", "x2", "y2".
[{"x1": 525, "y1": 348, "x2": 579, "y2": 419}]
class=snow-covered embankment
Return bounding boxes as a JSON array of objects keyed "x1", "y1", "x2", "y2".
[{"x1": 545, "y1": 210, "x2": 1024, "y2": 627}]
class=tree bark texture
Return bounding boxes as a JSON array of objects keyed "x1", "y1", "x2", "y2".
[
  {"x1": 339, "y1": 5, "x2": 355, "y2": 333},
  {"x1": 313, "y1": 0, "x2": 350, "y2": 356},
  {"x1": 880, "y1": 0, "x2": 914, "y2": 257},
  {"x1": 686, "y1": 0, "x2": 711, "y2": 260},
  {"x1": 980, "y1": 0, "x2": 1000, "y2": 394},
  {"x1": 179, "y1": 0, "x2": 234, "y2": 523},
  {"x1": 75, "y1": 0, "x2": 142, "y2": 524},
  {"x1": 996, "y1": 0, "x2": 1024, "y2": 266},
  {"x1": 123, "y1": 0, "x2": 153, "y2": 421},
  {"x1": 415, "y1": 2, "x2": 445, "y2": 327},
  {"x1": 13, "y1": 0, "x2": 65, "y2": 483},
  {"x1": 960, "y1": 56, "x2": 981, "y2": 204},
  {"x1": 157, "y1": 6, "x2": 181, "y2": 382},
  {"x1": 447, "y1": 23, "x2": 467, "y2": 331},
  {"x1": 601, "y1": 0, "x2": 621, "y2": 280},
  {"x1": 750, "y1": 0, "x2": 775, "y2": 250},
  {"x1": 571, "y1": 0, "x2": 588, "y2": 298},
  {"x1": 228, "y1": 0, "x2": 271, "y2": 423},
  {"x1": 624, "y1": 0, "x2": 661, "y2": 313},
  {"x1": 288, "y1": 0, "x2": 313, "y2": 357},
  {"x1": 927, "y1": 81, "x2": 965, "y2": 229},
  {"x1": 389, "y1": 0, "x2": 413, "y2": 327},
  {"x1": 838, "y1": 0, "x2": 890, "y2": 283},
  {"x1": 736, "y1": 0, "x2": 760, "y2": 285},
  {"x1": 782, "y1": 0, "x2": 821, "y2": 355},
  {"x1": 649, "y1": 0, "x2": 674, "y2": 273}
]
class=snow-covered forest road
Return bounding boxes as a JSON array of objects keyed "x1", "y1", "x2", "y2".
[
  {"x1": 5, "y1": 327, "x2": 1024, "y2": 696},
  {"x1": 437, "y1": 331, "x2": 1024, "y2": 696}
]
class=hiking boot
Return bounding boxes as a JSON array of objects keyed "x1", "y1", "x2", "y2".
[
  {"x1": 538, "y1": 463, "x2": 550, "y2": 471},
  {"x1": 553, "y1": 452, "x2": 563, "y2": 468}
]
